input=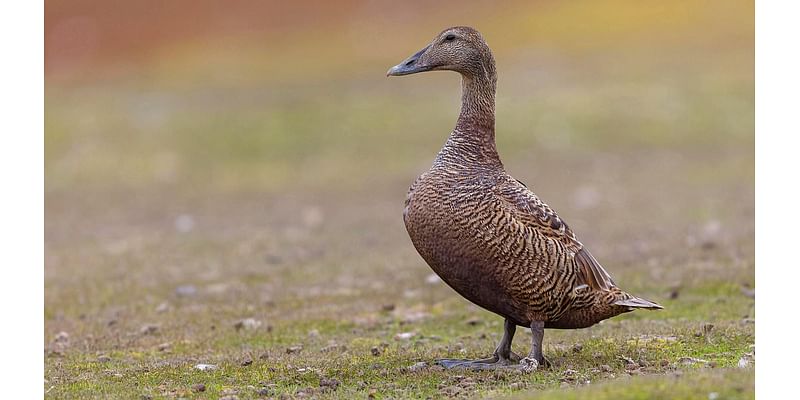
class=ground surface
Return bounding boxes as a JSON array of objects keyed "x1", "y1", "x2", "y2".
[{"x1": 45, "y1": 1, "x2": 753, "y2": 398}]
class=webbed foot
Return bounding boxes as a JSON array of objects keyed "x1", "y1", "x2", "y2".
[{"x1": 436, "y1": 352, "x2": 521, "y2": 370}]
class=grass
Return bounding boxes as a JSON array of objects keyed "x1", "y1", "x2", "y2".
[
  {"x1": 517, "y1": 369, "x2": 754, "y2": 400},
  {"x1": 46, "y1": 287, "x2": 754, "y2": 399},
  {"x1": 45, "y1": 1, "x2": 753, "y2": 398}
]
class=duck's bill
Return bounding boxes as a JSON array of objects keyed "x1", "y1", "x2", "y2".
[
  {"x1": 386, "y1": 63, "x2": 432, "y2": 76},
  {"x1": 386, "y1": 45, "x2": 431, "y2": 76}
]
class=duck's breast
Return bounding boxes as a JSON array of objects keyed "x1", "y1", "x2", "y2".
[{"x1": 403, "y1": 170, "x2": 532, "y2": 322}]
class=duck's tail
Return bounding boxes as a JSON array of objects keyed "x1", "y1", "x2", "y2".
[{"x1": 614, "y1": 295, "x2": 663, "y2": 310}]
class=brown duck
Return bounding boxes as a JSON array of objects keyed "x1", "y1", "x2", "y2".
[{"x1": 387, "y1": 26, "x2": 662, "y2": 371}]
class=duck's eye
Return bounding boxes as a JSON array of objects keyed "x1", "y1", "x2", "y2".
[{"x1": 445, "y1": 34, "x2": 456, "y2": 41}]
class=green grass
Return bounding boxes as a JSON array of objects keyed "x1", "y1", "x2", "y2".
[
  {"x1": 47, "y1": 307, "x2": 754, "y2": 399},
  {"x1": 517, "y1": 369, "x2": 754, "y2": 400},
  {"x1": 45, "y1": 262, "x2": 754, "y2": 399}
]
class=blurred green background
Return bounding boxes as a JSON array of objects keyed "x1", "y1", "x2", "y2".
[{"x1": 45, "y1": 0, "x2": 752, "y2": 195}]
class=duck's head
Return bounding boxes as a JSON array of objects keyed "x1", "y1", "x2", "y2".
[{"x1": 387, "y1": 26, "x2": 494, "y2": 79}]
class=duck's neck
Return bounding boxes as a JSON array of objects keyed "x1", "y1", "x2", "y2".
[{"x1": 440, "y1": 71, "x2": 502, "y2": 169}]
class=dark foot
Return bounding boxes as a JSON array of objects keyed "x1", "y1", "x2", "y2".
[
  {"x1": 436, "y1": 354, "x2": 520, "y2": 370},
  {"x1": 437, "y1": 318, "x2": 523, "y2": 370}
]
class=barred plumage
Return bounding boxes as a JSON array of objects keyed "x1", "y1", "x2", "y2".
[{"x1": 389, "y1": 26, "x2": 661, "y2": 371}]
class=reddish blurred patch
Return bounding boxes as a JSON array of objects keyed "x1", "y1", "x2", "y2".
[{"x1": 45, "y1": 0, "x2": 360, "y2": 75}]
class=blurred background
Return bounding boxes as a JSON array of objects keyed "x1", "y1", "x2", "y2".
[
  {"x1": 45, "y1": 1, "x2": 753, "y2": 397},
  {"x1": 45, "y1": 0, "x2": 752, "y2": 194}
]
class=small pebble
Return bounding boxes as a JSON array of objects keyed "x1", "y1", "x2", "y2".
[
  {"x1": 679, "y1": 357, "x2": 708, "y2": 365},
  {"x1": 175, "y1": 285, "x2": 197, "y2": 296},
  {"x1": 371, "y1": 346, "x2": 381, "y2": 356},
  {"x1": 408, "y1": 361, "x2": 428, "y2": 372},
  {"x1": 619, "y1": 355, "x2": 636, "y2": 365},
  {"x1": 140, "y1": 324, "x2": 159, "y2": 335},
  {"x1": 394, "y1": 332, "x2": 416, "y2": 341},
  {"x1": 194, "y1": 364, "x2": 218, "y2": 371},
  {"x1": 286, "y1": 345, "x2": 303, "y2": 354},
  {"x1": 192, "y1": 383, "x2": 206, "y2": 393},
  {"x1": 174, "y1": 214, "x2": 195, "y2": 233},
  {"x1": 97, "y1": 355, "x2": 111, "y2": 363},
  {"x1": 737, "y1": 356, "x2": 752, "y2": 368},
  {"x1": 264, "y1": 254, "x2": 283, "y2": 265},
  {"x1": 321, "y1": 343, "x2": 344, "y2": 353},
  {"x1": 562, "y1": 369, "x2": 578, "y2": 380},
  {"x1": 240, "y1": 357, "x2": 253, "y2": 367},
  {"x1": 319, "y1": 378, "x2": 340, "y2": 391},
  {"x1": 234, "y1": 318, "x2": 262, "y2": 331}
]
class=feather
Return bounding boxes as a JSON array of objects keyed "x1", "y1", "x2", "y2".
[
  {"x1": 574, "y1": 248, "x2": 616, "y2": 291},
  {"x1": 614, "y1": 296, "x2": 663, "y2": 309}
]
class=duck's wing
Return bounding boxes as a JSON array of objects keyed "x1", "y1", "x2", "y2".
[{"x1": 494, "y1": 178, "x2": 616, "y2": 291}]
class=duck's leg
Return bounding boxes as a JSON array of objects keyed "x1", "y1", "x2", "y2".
[
  {"x1": 436, "y1": 319, "x2": 521, "y2": 369},
  {"x1": 520, "y1": 320, "x2": 551, "y2": 371}
]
